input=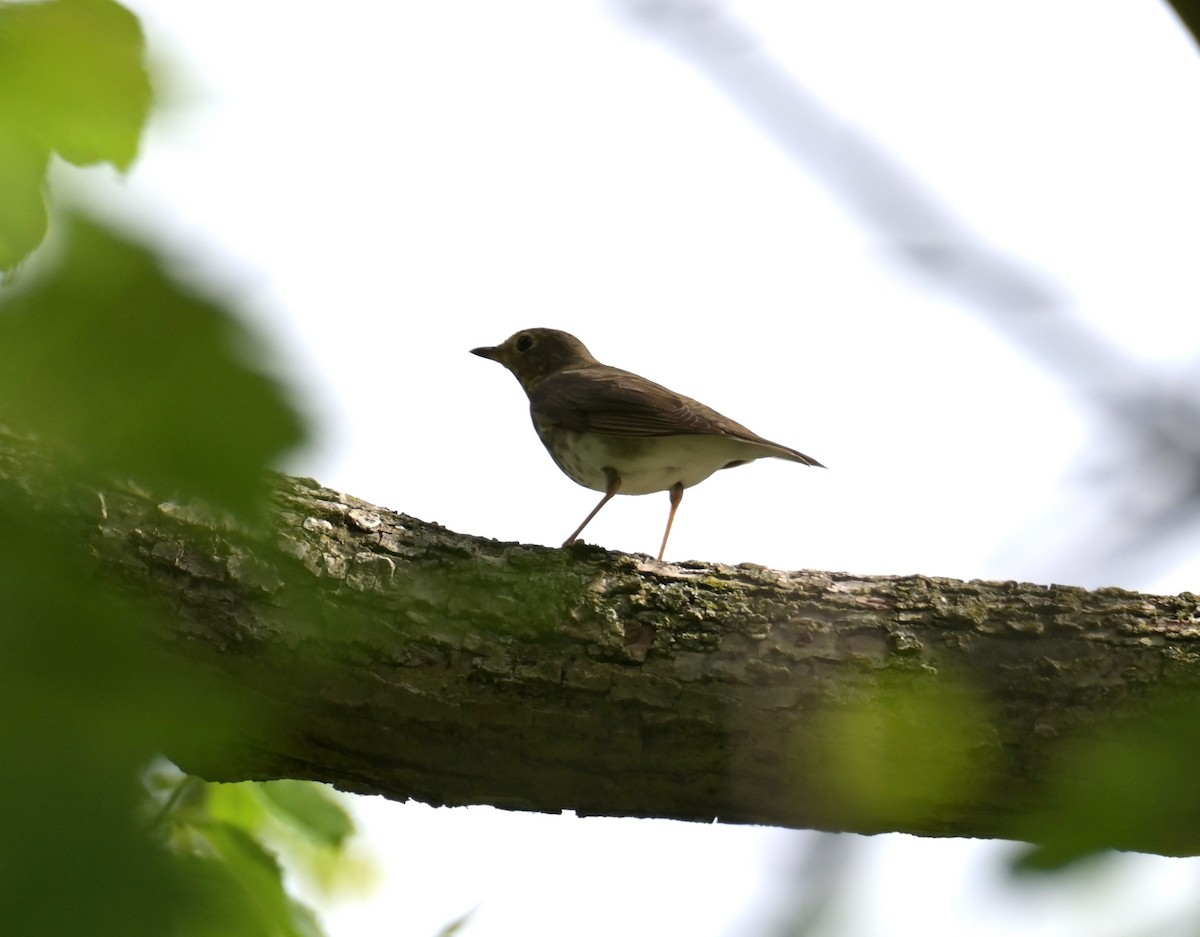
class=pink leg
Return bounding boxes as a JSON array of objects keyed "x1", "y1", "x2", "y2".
[
  {"x1": 657, "y1": 482, "x2": 684, "y2": 561},
  {"x1": 563, "y1": 469, "x2": 621, "y2": 548}
]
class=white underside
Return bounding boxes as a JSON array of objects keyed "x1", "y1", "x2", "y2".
[{"x1": 546, "y1": 431, "x2": 784, "y2": 495}]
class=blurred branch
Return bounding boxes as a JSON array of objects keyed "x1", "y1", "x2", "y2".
[
  {"x1": 615, "y1": 0, "x2": 1200, "y2": 585},
  {"x1": 613, "y1": 0, "x2": 1060, "y2": 313},
  {"x1": 1166, "y1": 0, "x2": 1200, "y2": 48},
  {"x1": 759, "y1": 834, "x2": 856, "y2": 937},
  {"x1": 8, "y1": 428, "x2": 1200, "y2": 857}
]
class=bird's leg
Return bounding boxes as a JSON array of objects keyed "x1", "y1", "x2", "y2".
[
  {"x1": 657, "y1": 482, "x2": 684, "y2": 562},
  {"x1": 563, "y1": 468, "x2": 621, "y2": 548}
]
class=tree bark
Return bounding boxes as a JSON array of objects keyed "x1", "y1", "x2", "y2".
[{"x1": 9, "y1": 430, "x2": 1200, "y2": 856}]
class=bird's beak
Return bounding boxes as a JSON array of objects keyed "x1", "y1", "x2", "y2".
[{"x1": 471, "y1": 345, "x2": 501, "y2": 361}]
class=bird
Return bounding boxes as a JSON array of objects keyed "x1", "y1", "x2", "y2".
[{"x1": 471, "y1": 328, "x2": 824, "y2": 561}]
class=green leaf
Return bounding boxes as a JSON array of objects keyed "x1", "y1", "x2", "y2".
[
  {"x1": 174, "y1": 847, "x2": 325, "y2": 937},
  {"x1": 0, "y1": 132, "x2": 49, "y2": 272},
  {"x1": 0, "y1": 214, "x2": 306, "y2": 516},
  {"x1": 206, "y1": 781, "x2": 272, "y2": 833},
  {"x1": 0, "y1": 0, "x2": 152, "y2": 169},
  {"x1": 1013, "y1": 689, "x2": 1200, "y2": 866},
  {"x1": 180, "y1": 779, "x2": 372, "y2": 905},
  {"x1": 198, "y1": 822, "x2": 327, "y2": 937},
  {"x1": 258, "y1": 781, "x2": 355, "y2": 849},
  {"x1": 283, "y1": 900, "x2": 326, "y2": 937},
  {"x1": 0, "y1": 501, "x2": 226, "y2": 937},
  {"x1": 811, "y1": 670, "x2": 992, "y2": 828},
  {"x1": 0, "y1": 0, "x2": 153, "y2": 269}
]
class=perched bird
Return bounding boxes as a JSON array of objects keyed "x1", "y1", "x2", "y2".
[{"x1": 471, "y1": 328, "x2": 824, "y2": 561}]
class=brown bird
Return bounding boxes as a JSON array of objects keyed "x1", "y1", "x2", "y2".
[{"x1": 471, "y1": 328, "x2": 824, "y2": 561}]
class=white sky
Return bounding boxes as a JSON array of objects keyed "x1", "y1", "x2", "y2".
[{"x1": 65, "y1": 0, "x2": 1200, "y2": 934}]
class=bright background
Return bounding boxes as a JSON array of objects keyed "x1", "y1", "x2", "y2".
[{"x1": 66, "y1": 0, "x2": 1200, "y2": 934}]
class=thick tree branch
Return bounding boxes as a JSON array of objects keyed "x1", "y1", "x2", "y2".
[{"x1": 8, "y1": 429, "x2": 1200, "y2": 855}]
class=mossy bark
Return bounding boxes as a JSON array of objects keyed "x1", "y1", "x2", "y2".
[{"x1": 8, "y1": 430, "x2": 1200, "y2": 855}]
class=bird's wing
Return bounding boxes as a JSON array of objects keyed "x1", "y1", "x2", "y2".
[
  {"x1": 531, "y1": 367, "x2": 754, "y2": 438},
  {"x1": 530, "y1": 367, "x2": 825, "y2": 467}
]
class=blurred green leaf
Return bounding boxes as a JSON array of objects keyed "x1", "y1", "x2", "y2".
[
  {"x1": 259, "y1": 781, "x2": 355, "y2": 849},
  {"x1": 0, "y1": 0, "x2": 150, "y2": 168},
  {"x1": 199, "y1": 823, "x2": 324, "y2": 937},
  {"x1": 0, "y1": 4, "x2": 340, "y2": 934},
  {"x1": 146, "y1": 771, "x2": 369, "y2": 934},
  {"x1": 0, "y1": 499, "x2": 237, "y2": 937},
  {"x1": 0, "y1": 0, "x2": 152, "y2": 270},
  {"x1": 0, "y1": 214, "x2": 306, "y2": 516},
  {"x1": 813, "y1": 669, "x2": 992, "y2": 828},
  {"x1": 205, "y1": 780, "x2": 273, "y2": 832},
  {"x1": 1014, "y1": 689, "x2": 1200, "y2": 868},
  {"x1": 203, "y1": 779, "x2": 372, "y2": 899},
  {"x1": 0, "y1": 132, "x2": 50, "y2": 272},
  {"x1": 173, "y1": 852, "x2": 280, "y2": 937},
  {"x1": 173, "y1": 835, "x2": 324, "y2": 937}
]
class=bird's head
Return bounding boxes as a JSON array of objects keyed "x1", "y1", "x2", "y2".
[{"x1": 471, "y1": 328, "x2": 598, "y2": 394}]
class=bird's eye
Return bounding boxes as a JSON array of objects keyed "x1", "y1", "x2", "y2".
[{"x1": 516, "y1": 334, "x2": 535, "y2": 353}]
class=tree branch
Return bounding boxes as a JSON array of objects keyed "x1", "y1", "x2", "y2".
[{"x1": 9, "y1": 429, "x2": 1200, "y2": 855}]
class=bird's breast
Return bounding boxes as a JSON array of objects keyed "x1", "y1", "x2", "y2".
[{"x1": 533, "y1": 424, "x2": 772, "y2": 495}]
